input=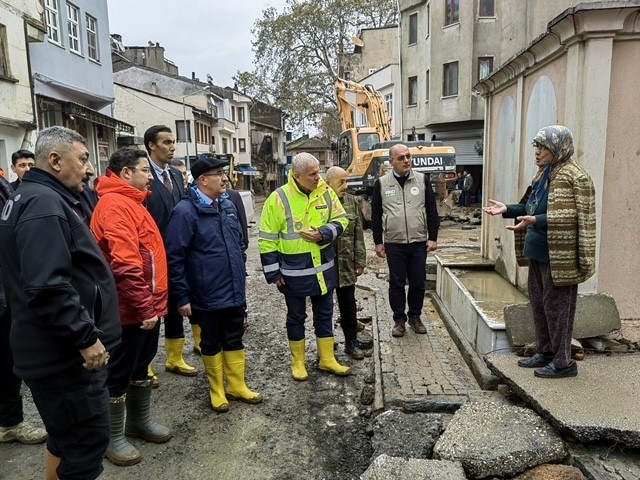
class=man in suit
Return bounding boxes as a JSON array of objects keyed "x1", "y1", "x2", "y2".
[{"x1": 144, "y1": 125, "x2": 197, "y2": 380}]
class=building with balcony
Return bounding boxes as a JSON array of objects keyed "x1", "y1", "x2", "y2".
[
  {"x1": 112, "y1": 37, "x2": 269, "y2": 190},
  {"x1": 30, "y1": 0, "x2": 132, "y2": 174}
]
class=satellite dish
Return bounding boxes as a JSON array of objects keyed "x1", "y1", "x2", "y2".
[{"x1": 351, "y1": 36, "x2": 365, "y2": 47}]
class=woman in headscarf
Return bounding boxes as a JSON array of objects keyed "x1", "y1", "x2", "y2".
[{"x1": 484, "y1": 125, "x2": 596, "y2": 378}]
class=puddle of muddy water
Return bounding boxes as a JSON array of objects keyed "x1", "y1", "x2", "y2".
[{"x1": 455, "y1": 270, "x2": 528, "y2": 304}]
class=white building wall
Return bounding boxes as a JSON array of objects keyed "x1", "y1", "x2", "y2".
[
  {"x1": 0, "y1": 1, "x2": 45, "y2": 176},
  {"x1": 360, "y1": 64, "x2": 401, "y2": 139},
  {"x1": 113, "y1": 84, "x2": 194, "y2": 159}
]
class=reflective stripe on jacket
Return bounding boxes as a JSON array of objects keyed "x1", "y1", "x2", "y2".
[{"x1": 259, "y1": 172, "x2": 348, "y2": 296}]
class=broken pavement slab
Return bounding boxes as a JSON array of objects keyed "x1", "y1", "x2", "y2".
[
  {"x1": 486, "y1": 353, "x2": 640, "y2": 448},
  {"x1": 432, "y1": 401, "x2": 566, "y2": 479},
  {"x1": 513, "y1": 464, "x2": 587, "y2": 479},
  {"x1": 361, "y1": 455, "x2": 467, "y2": 480},
  {"x1": 504, "y1": 293, "x2": 621, "y2": 346},
  {"x1": 370, "y1": 410, "x2": 444, "y2": 460}
]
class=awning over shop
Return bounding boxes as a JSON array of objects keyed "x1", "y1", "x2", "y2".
[
  {"x1": 236, "y1": 165, "x2": 261, "y2": 176},
  {"x1": 62, "y1": 101, "x2": 134, "y2": 134}
]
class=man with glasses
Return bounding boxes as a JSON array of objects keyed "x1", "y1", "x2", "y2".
[
  {"x1": 91, "y1": 148, "x2": 172, "y2": 466},
  {"x1": 165, "y1": 158, "x2": 262, "y2": 412},
  {"x1": 371, "y1": 144, "x2": 440, "y2": 338}
]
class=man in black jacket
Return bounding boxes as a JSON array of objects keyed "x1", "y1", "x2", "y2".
[
  {"x1": 143, "y1": 125, "x2": 197, "y2": 379},
  {"x1": 0, "y1": 175, "x2": 47, "y2": 447},
  {"x1": 371, "y1": 144, "x2": 439, "y2": 338},
  {"x1": 0, "y1": 126, "x2": 121, "y2": 480}
]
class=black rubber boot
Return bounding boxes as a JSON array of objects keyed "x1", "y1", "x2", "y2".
[
  {"x1": 105, "y1": 395, "x2": 141, "y2": 466},
  {"x1": 125, "y1": 381, "x2": 172, "y2": 443},
  {"x1": 345, "y1": 339, "x2": 365, "y2": 360}
]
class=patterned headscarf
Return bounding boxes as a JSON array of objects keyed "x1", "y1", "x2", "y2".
[{"x1": 532, "y1": 125, "x2": 574, "y2": 163}]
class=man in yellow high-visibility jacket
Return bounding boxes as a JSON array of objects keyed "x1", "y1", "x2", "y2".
[{"x1": 259, "y1": 152, "x2": 351, "y2": 381}]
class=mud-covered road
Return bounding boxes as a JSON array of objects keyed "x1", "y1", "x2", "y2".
[{"x1": 2, "y1": 199, "x2": 379, "y2": 480}]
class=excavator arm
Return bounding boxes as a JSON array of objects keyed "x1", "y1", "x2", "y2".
[{"x1": 335, "y1": 78, "x2": 391, "y2": 142}]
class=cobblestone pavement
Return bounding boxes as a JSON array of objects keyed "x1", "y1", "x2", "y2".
[{"x1": 356, "y1": 270, "x2": 481, "y2": 413}]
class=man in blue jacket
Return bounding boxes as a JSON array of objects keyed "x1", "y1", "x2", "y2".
[
  {"x1": 165, "y1": 157, "x2": 262, "y2": 412},
  {"x1": 0, "y1": 126, "x2": 121, "y2": 480}
]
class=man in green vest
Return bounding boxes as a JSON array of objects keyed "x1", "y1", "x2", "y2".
[
  {"x1": 371, "y1": 144, "x2": 440, "y2": 337},
  {"x1": 326, "y1": 166, "x2": 366, "y2": 360}
]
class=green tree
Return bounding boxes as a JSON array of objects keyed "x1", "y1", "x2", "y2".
[{"x1": 235, "y1": 0, "x2": 397, "y2": 137}]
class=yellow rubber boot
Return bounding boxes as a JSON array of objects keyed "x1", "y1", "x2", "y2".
[
  {"x1": 222, "y1": 350, "x2": 263, "y2": 404},
  {"x1": 165, "y1": 338, "x2": 197, "y2": 376},
  {"x1": 288, "y1": 339, "x2": 309, "y2": 381},
  {"x1": 191, "y1": 324, "x2": 202, "y2": 355},
  {"x1": 202, "y1": 353, "x2": 229, "y2": 412},
  {"x1": 148, "y1": 364, "x2": 159, "y2": 388},
  {"x1": 317, "y1": 337, "x2": 351, "y2": 376}
]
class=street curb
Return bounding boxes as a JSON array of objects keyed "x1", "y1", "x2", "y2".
[
  {"x1": 429, "y1": 292, "x2": 499, "y2": 390},
  {"x1": 357, "y1": 284, "x2": 385, "y2": 413},
  {"x1": 400, "y1": 395, "x2": 468, "y2": 413}
]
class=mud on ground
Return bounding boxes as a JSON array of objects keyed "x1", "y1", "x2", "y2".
[{"x1": 0, "y1": 201, "x2": 480, "y2": 480}]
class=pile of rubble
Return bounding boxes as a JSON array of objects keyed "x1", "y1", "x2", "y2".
[
  {"x1": 438, "y1": 192, "x2": 483, "y2": 226},
  {"x1": 361, "y1": 405, "x2": 590, "y2": 479}
]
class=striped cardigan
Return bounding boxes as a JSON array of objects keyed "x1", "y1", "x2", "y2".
[{"x1": 514, "y1": 159, "x2": 596, "y2": 286}]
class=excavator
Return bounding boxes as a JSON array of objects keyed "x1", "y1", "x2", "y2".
[{"x1": 334, "y1": 78, "x2": 456, "y2": 220}]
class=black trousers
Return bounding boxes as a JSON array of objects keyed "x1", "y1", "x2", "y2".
[
  {"x1": 0, "y1": 308, "x2": 23, "y2": 427},
  {"x1": 336, "y1": 284, "x2": 358, "y2": 342},
  {"x1": 191, "y1": 307, "x2": 244, "y2": 356},
  {"x1": 25, "y1": 367, "x2": 109, "y2": 480},
  {"x1": 163, "y1": 305, "x2": 189, "y2": 339},
  {"x1": 385, "y1": 242, "x2": 427, "y2": 320},
  {"x1": 107, "y1": 322, "x2": 160, "y2": 397}
]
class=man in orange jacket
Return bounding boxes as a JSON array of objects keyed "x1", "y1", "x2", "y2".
[{"x1": 91, "y1": 148, "x2": 172, "y2": 466}]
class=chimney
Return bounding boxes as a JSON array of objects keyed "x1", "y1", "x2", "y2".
[{"x1": 192, "y1": 72, "x2": 196, "y2": 80}]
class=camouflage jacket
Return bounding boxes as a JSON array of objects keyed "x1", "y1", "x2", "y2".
[{"x1": 335, "y1": 194, "x2": 366, "y2": 288}]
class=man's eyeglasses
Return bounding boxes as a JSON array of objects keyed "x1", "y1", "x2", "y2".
[{"x1": 394, "y1": 154, "x2": 411, "y2": 161}]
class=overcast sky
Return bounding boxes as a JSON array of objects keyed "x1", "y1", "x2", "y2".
[{"x1": 107, "y1": 0, "x2": 288, "y2": 88}]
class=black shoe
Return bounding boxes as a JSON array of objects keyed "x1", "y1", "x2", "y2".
[
  {"x1": 408, "y1": 315, "x2": 427, "y2": 334},
  {"x1": 534, "y1": 361, "x2": 578, "y2": 378},
  {"x1": 345, "y1": 339, "x2": 365, "y2": 360},
  {"x1": 517, "y1": 352, "x2": 553, "y2": 368}
]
